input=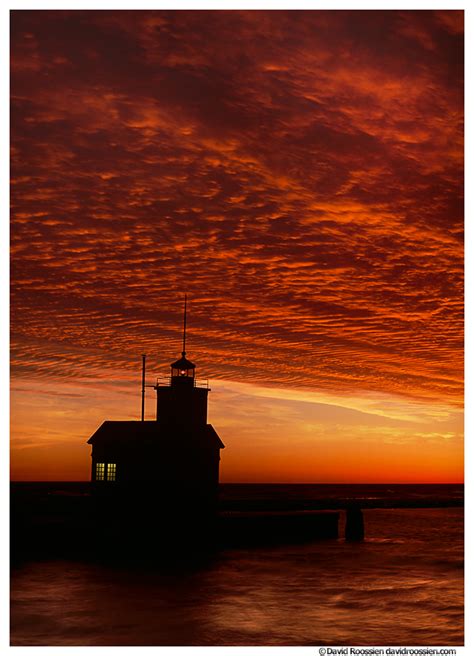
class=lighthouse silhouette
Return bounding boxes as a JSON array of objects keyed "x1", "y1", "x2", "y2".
[{"x1": 87, "y1": 296, "x2": 225, "y2": 518}]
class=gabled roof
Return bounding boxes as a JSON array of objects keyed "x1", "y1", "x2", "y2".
[
  {"x1": 87, "y1": 420, "x2": 224, "y2": 449},
  {"x1": 205, "y1": 424, "x2": 225, "y2": 449},
  {"x1": 87, "y1": 421, "x2": 157, "y2": 445}
]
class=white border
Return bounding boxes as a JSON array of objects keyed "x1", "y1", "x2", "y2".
[{"x1": 3, "y1": 3, "x2": 468, "y2": 655}]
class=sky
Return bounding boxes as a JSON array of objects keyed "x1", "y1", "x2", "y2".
[{"x1": 10, "y1": 9, "x2": 463, "y2": 483}]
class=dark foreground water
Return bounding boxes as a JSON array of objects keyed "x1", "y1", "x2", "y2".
[{"x1": 11, "y1": 506, "x2": 463, "y2": 646}]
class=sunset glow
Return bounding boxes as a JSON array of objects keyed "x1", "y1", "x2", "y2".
[{"x1": 10, "y1": 10, "x2": 463, "y2": 482}]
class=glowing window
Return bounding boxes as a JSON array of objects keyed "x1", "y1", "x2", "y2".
[
  {"x1": 172, "y1": 367, "x2": 194, "y2": 377},
  {"x1": 107, "y1": 463, "x2": 116, "y2": 481},
  {"x1": 95, "y1": 462, "x2": 105, "y2": 481}
]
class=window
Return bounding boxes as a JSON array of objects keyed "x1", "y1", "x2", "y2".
[
  {"x1": 172, "y1": 367, "x2": 194, "y2": 377},
  {"x1": 107, "y1": 463, "x2": 116, "y2": 481},
  {"x1": 95, "y1": 462, "x2": 105, "y2": 481}
]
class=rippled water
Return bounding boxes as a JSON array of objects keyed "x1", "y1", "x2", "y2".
[{"x1": 11, "y1": 507, "x2": 463, "y2": 646}]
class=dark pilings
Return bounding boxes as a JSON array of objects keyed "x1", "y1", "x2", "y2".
[{"x1": 345, "y1": 505, "x2": 364, "y2": 541}]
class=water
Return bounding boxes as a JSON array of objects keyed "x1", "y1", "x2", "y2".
[
  {"x1": 10, "y1": 482, "x2": 465, "y2": 509},
  {"x1": 219, "y1": 483, "x2": 464, "y2": 509},
  {"x1": 11, "y1": 506, "x2": 463, "y2": 646}
]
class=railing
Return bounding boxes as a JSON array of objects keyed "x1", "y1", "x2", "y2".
[{"x1": 152, "y1": 376, "x2": 210, "y2": 389}]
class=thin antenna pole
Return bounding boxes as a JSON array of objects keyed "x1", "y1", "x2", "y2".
[
  {"x1": 182, "y1": 293, "x2": 187, "y2": 356},
  {"x1": 141, "y1": 354, "x2": 146, "y2": 421}
]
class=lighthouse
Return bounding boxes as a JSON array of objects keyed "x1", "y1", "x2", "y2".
[{"x1": 87, "y1": 298, "x2": 224, "y2": 516}]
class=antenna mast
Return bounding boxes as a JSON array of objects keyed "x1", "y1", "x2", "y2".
[
  {"x1": 182, "y1": 293, "x2": 187, "y2": 356},
  {"x1": 141, "y1": 354, "x2": 146, "y2": 421}
]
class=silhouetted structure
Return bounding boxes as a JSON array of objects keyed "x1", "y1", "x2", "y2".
[
  {"x1": 87, "y1": 299, "x2": 224, "y2": 518},
  {"x1": 82, "y1": 301, "x2": 342, "y2": 552},
  {"x1": 345, "y1": 505, "x2": 365, "y2": 541}
]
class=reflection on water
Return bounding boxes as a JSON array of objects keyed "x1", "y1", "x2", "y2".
[{"x1": 11, "y1": 508, "x2": 463, "y2": 646}]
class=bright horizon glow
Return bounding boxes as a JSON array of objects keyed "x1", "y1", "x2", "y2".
[{"x1": 10, "y1": 373, "x2": 463, "y2": 483}]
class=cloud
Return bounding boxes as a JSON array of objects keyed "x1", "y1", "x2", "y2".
[{"x1": 10, "y1": 9, "x2": 463, "y2": 411}]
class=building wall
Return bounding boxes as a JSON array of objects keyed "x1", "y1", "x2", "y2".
[
  {"x1": 91, "y1": 436, "x2": 220, "y2": 491},
  {"x1": 156, "y1": 386, "x2": 209, "y2": 426}
]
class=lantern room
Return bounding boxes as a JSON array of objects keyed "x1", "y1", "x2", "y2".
[{"x1": 171, "y1": 354, "x2": 196, "y2": 383}]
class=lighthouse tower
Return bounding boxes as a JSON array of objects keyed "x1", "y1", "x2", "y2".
[
  {"x1": 87, "y1": 297, "x2": 224, "y2": 515},
  {"x1": 154, "y1": 295, "x2": 210, "y2": 429}
]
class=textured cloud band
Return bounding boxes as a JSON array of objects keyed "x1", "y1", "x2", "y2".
[{"x1": 11, "y1": 10, "x2": 463, "y2": 408}]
